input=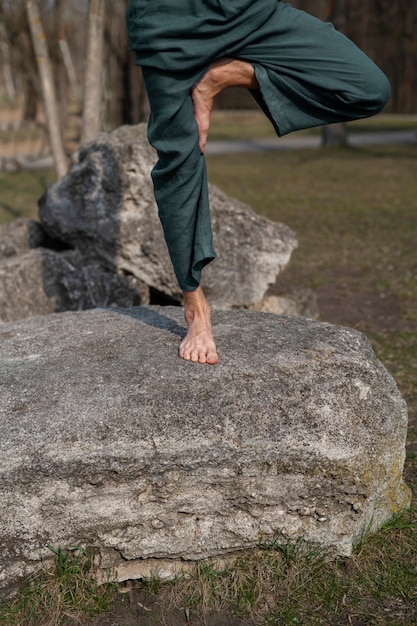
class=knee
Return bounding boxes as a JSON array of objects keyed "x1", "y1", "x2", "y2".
[{"x1": 366, "y1": 67, "x2": 391, "y2": 115}]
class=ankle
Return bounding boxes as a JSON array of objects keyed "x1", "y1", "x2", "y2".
[
  {"x1": 183, "y1": 286, "x2": 211, "y2": 325},
  {"x1": 203, "y1": 58, "x2": 258, "y2": 92}
]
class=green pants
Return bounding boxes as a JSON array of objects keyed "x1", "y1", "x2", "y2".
[{"x1": 127, "y1": 0, "x2": 390, "y2": 291}]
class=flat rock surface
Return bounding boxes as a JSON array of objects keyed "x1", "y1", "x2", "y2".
[{"x1": 0, "y1": 307, "x2": 410, "y2": 591}]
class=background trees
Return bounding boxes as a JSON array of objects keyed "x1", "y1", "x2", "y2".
[
  {"x1": 0, "y1": 0, "x2": 416, "y2": 157},
  {"x1": 26, "y1": 0, "x2": 68, "y2": 177},
  {"x1": 81, "y1": 0, "x2": 105, "y2": 144}
]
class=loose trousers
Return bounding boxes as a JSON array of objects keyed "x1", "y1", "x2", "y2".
[{"x1": 126, "y1": 0, "x2": 390, "y2": 291}]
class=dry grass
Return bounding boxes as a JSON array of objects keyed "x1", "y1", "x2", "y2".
[
  {"x1": 139, "y1": 512, "x2": 416, "y2": 625},
  {"x1": 0, "y1": 547, "x2": 117, "y2": 626}
]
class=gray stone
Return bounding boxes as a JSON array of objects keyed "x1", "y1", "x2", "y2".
[
  {"x1": 0, "y1": 307, "x2": 410, "y2": 591},
  {"x1": 39, "y1": 124, "x2": 297, "y2": 307},
  {"x1": 0, "y1": 248, "x2": 58, "y2": 322},
  {"x1": 252, "y1": 289, "x2": 319, "y2": 319},
  {"x1": 0, "y1": 248, "x2": 149, "y2": 323},
  {"x1": 0, "y1": 217, "x2": 46, "y2": 259},
  {"x1": 206, "y1": 186, "x2": 297, "y2": 309}
]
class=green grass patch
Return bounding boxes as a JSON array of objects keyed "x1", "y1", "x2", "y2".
[
  {"x1": 207, "y1": 144, "x2": 417, "y2": 307},
  {"x1": 0, "y1": 546, "x2": 117, "y2": 626},
  {"x1": 0, "y1": 170, "x2": 55, "y2": 225},
  {"x1": 142, "y1": 512, "x2": 417, "y2": 625},
  {"x1": 3, "y1": 523, "x2": 416, "y2": 625}
]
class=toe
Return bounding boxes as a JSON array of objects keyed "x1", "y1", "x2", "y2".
[
  {"x1": 190, "y1": 350, "x2": 200, "y2": 363},
  {"x1": 180, "y1": 346, "x2": 191, "y2": 361},
  {"x1": 207, "y1": 351, "x2": 219, "y2": 365}
]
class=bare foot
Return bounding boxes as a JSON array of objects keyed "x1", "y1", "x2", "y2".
[
  {"x1": 179, "y1": 285, "x2": 219, "y2": 364},
  {"x1": 192, "y1": 58, "x2": 259, "y2": 154}
]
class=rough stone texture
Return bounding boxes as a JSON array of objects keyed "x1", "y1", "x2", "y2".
[
  {"x1": 0, "y1": 217, "x2": 46, "y2": 259},
  {"x1": 39, "y1": 124, "x2": 297, "y2": 307},
  {"x1": 0, "y1": 246, "x2": 149, "y2": 324},
  {"x1": 0, "y1": 126, "x2": 298, "y2": 323},
  {"x1": 252, "y1": 289, "x2": 319, "y2": 319},
  {"x1": 0, "y1": 217, "x2": 151, "y2": 323},
  {"x1": 0, "y1": 307, "x2": 410, "y2": 592},
  {"x1": 0, "y1": 249, "x2": 58, "y2": 322},
  {"x1": 205, "y1": 187, "x2": 296, "y2": 308}
]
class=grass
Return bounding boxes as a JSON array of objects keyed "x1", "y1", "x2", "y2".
[
  {"x1": 142, "y1": 511, "x2": 417, "y2": 625},
  {"x1": 0, "y1": 112, "x2": 416, "y2": 624},
  {"x1": 0, "y1": 547, "x2": 117, "y2": 626},
  {"x1": 1, "y1": 519, "x2": 416, "y2": 625},
  {"x1": 207, "y1": 144, "x2": 417, "y2": 313},
  {"x1": 0, "y1": 170, "x2": 55, "y2": 225}
]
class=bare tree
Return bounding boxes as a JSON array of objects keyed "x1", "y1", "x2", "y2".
[
  {"x1": 0, "y1": 20, "x2": 16, "y2": 101},
  {"x1": 0, "y1": 2, "x2": 38, "y2": 121},
  {"x1": 81, "y1": 0, "x2": 105, "y2": 143},
  {"x1": 59, "y1": 34, "x2": 80, "y2": 100},
  {"x1": 322, "y1": 0, "x2": 348, "y2": 147},
  {"x1": 26, "y1": 0, "x2": 68, "y2": 178}
]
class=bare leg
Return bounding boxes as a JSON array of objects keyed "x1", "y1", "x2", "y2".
[
  {"x1": 179, "y1": 285, "x2": 218, "y2": 365},
  {"x1": 192, "y1": 57, "x2": 259, "y2": 153}
]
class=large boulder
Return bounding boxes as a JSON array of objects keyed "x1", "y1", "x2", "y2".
[
  {"x1": 0, "y1": 307, "x2": 410, "y2": 592},
  {"x1": 39, "y1": 124, "x2": 297, "y2": 308}
]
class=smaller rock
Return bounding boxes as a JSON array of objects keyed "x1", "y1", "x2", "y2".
[
  {"x1": 0, "y1": 248, "x2": 149, "y2": 323},
  {"x1": 0, "y1": 218, "x2": 46, "y2": 259},
  {"x1": 0, "y1": 249, "x2": 57, "y2": 322},
  {"x1": 252, "y1": 289, "x2": 319, "y2": 319}
]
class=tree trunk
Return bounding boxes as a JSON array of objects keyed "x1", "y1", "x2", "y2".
[
  {"x1": 22, "y1": 75, "x2": 38, "y2": 121},
  {"x1": 26, "y1": 0, "x2": 68, "y2": 178},
  {"x1": 322, "y1": 123, "x2": 348, "y2": 147},
  {"x1": 59, "y1": 36, "x2": 80, "y2": 100},
  {"x1": 52, "y1": 0, "x2": 68, "y2": 130},
  {"x1": 0, "y1": 21, "x2": 16, "y2": 101},
  {"x1": 81, "y1": 0, "x2": 105, "y2": 143},
  {"x1": 125, "y1": 59, "x2": 150, "y2": 124},
  {"x1": 321, "y1": 0, "x2": 348, "y2": 147}
]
